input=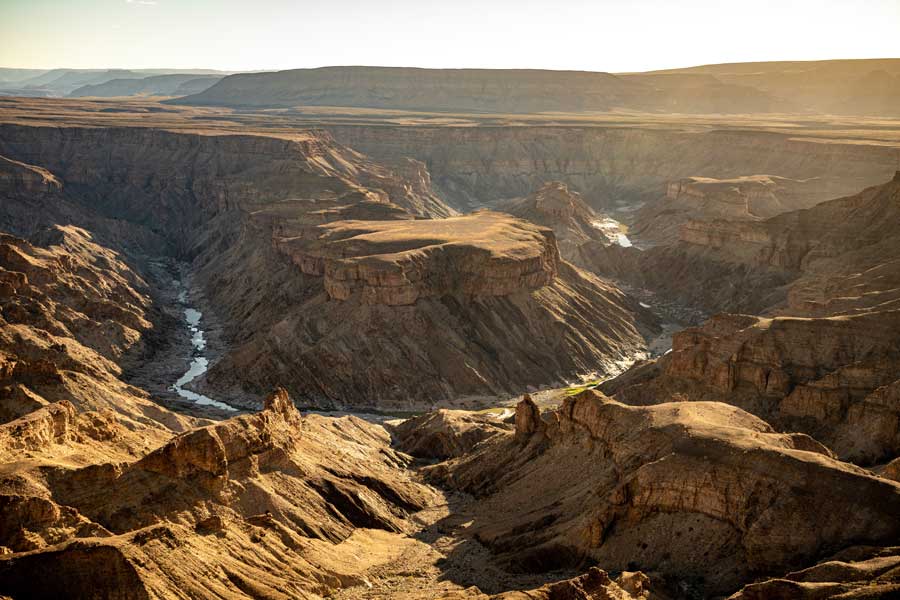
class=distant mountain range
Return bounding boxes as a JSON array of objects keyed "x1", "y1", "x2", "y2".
[
  {"x1": 0, "y1": 68, "x2": 231, "y2": 98},
  {"x1": 2, "y1": 59, "x2": 899, "y2": 116},
  {"x1": 170, "y1": 59, "x2": 900, "y2": 116}
]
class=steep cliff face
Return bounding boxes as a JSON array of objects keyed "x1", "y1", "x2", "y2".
[
  {"x1": 0, "y1": 226, "x2": 192, "y2": 436},
  {"x1": 425, "y1": 392, "x2": 900, "y2": 597},
  {"x1": 276, "y1": 212, "x2": 559, "y2": 306},
  {"x1": 198, "y1": 209, "x2": 655, "y2": 409},
  {"x1": 602, "y1": 311, "x2": 900, "y2": 466},
  {"x1": 630, "y1": 175, "x2": 825, "y2": 246},
  {"x1": 594, "y1": 174, "x2": 900, "y2": 317},
  {"x1": 326, "y1": 125, "x2": 900, "y2": 212},
  {"x1": 0, "y1": 124, "x2": 454, "y2": 232}
]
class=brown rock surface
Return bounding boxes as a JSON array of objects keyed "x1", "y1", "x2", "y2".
[
  {"x1": 0, "y1": 123, "x2": 654, "y2": 410},
  {"x1": 0, "y1": 226, "x2": 193, "y2": 438},
  {"x1": 392, "y1": 409, "x2": 512, "y2": 460},
  {"x1": 442, "y1": 567, "x2": 650, "y2": 599},
  {"x1": 727, "y1": 545, "x2": 900, "y2": 599},
  {"x1": 425, "y1": 391, "x2": 900, "y2": 596},
  {"x1": 631, "y1": 175, "x2": 824, "y2": 246},
  {"x1": 596, "y1": 174, "x2": 900, "y2": 317},
  {"x1": 327, "y1": 124, "x2": 898, "y2": 213},
  {"x1": 494, "y1": 181, "x2": 619, "y2": 269},
  {"x1": 0, "y1": 390, "x2": 443, "y2": 599},
  {"x1": 602, "y1": 311, "x2": 900, "y2": 465},
  {"x1": 276, "y1": 211, "x2": 560, "y2": 306}
]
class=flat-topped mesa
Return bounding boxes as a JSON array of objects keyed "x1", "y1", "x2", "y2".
[
  {"x1": 276, "y1": 211, "x2": 560, "y2": 306},
  {"x1": 665, "y1": 175, "x2": 822, "y2": 219}
]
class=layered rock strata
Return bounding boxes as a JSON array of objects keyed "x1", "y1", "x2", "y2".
[
  {"x1": 275, "y1": 211, "x2": 559, "y2": 306},
  {"x1": 425, "y1": 391, "x2": 900, "y2": 596},
  {"x1": 602, "y1": 311, "x2": 900, "y2": 465}
]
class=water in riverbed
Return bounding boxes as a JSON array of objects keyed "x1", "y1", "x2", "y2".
[{"x1": 171, "y1": 285, "x2": 235, "y2": 412}]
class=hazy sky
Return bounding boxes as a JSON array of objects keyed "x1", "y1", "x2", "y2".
[{"x1": 2, "y1": 0, "x2": 900, "y2": 72}]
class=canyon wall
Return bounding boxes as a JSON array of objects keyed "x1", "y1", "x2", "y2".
[
  {"x1": 324, "y1": 125, "x2": 900, "y2": 212},
  {"x1": 0, "y1": 124, "x2": 655, "y2": 410}
]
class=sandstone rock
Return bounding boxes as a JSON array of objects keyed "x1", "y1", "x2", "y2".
[
  {"x1": 0, "y1": 390, "x2": 442, "y2": 599},
  {"x1": 727, "y1": 545, "x2": 900, "y2": 599},
  {"x1": 0, "y1": 123, "x2": 655, "y2": 410},
  {"x1": 514, "y1": 395, "x2": 545, "y2": 442},
  {"x1": 392, "y1": 409, "x2": 512, "y2": 460},
  {"x1": 630, "y1": 175, "x2": 824, "y2": 246},
  {"x1": 327, "y1": 123, "x2": 897, "y2": 214},
  {"x1": 275, "y1": 211, "x2": 560, "y2": 306},
  {"x1": 493, "y1": 181, "x2": 618, "y2": 269},
  {"x1": 603, "y1": 310, "x2": 900, "y2": 465},
  {"x1": 608, "y1": 174, "x2": 900, "y2": 317},
  {"x1": 426, "y1": 390, "x2": 900, "y2": 596},
  {"x1": 0, "y1": 401, "x2": 75, "y2": 452}
]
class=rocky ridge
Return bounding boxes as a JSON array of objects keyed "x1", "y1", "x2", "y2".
[
  {"x1": 423, "y1": 392, "x2": 900, "y2": 597},
  {"x1": 0, "y1": 390, "x2": 442, "y2": 599},
  {"x1": 630, "y1": 175, "x2": 824, "y2": 246},
  {"x1": 602, "y1": 311, "x2": 900, "y2": 465}
]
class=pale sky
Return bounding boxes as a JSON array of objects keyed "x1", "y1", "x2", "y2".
[{"x1": 2, "y1": 0, "x2": 900, "y2": 72}]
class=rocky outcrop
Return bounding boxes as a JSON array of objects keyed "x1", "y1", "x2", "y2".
[
  {"x1": 727, "y1": 545, "x2": 900, "y2": 599},
  {"x1": 603, "y1": 311, "x2": 900, "y2": 465},
  {"x1": 0, "y1": 390, "x2": 442, "y2": 599},
  {"x1": 0, "y1": 401, "x2": 75, "y2": 453},
  {"x1": 595, "y1": 174, "x2": 900, "y2": 317},
  {"x1": 0, "y1": 155, "x2": 61, "y2": 197},
  {"x1": 426, "y1": 391, "x2": 900, "y2": 596},
  {"x1": 630, "y1": 175, "x2": 824, "y2": 246},
  {"x1": 493, "y1": 182, "x2": 621, "y2": 269},
  {"x1": 514, "y1": 394, "x2": 545, "y2": 442},
  {"x1": 201, "y1": 214, "x2": 654, "y2": 409},
  {"x1": 392, "y1": 409, "x2": 512, "y2": 460},
  {"x1": 443, "y1": 567, "x2": 651, "y2": 599},
  {"x1": 276, "y1": 212, "x2": 560, "y2": 306}
]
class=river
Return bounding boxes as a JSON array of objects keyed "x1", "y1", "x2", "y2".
[{"x1": 170, "y1": 285, "x2": 236, "y2": 412}]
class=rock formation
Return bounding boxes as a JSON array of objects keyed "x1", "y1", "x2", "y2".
[
  {"x1": 275, "y1": 211, "x2": 560, "y2": 306},
  {"x1": 325, "y1": 124, "x2": 898, "y2": 213},
  {"x1": 425, "y1": 391, "x2": 900, "y2": 597},
  {"x1": 601, "y1": 311, "x2": 900, "y2": 465},
  {"x1": 598, "y1": 173, "x2": 900, "y2": 317},
  {"x1": 630, "y1": 175, "x2": 824, "y2": 246},
  {"x1": 0, "y1": 389, "x2": 442, "y2": 599},
  {"x1": 392, "y1": 409, "x2": 512, "y2": 460},
  {"x1": 0, "y1": 225, "x2": 192, "y2": 436},
  {"x1": 0, "y1": 123, "x2": 655, "y2": 409},
  {"x1": 493, "y1": 181, "x2": 621, "y2": 269},
  {"x1": 726, "y1": 545, "x2": 900, "y2": 599}
]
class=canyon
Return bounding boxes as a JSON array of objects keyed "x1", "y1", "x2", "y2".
[{"x1": 1, "y1": 60, "x2": 899, "y2": 600}]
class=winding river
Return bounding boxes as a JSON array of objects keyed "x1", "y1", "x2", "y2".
[{"x1": 171, "y1": 286, "x2": 236, "y2": 412}]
